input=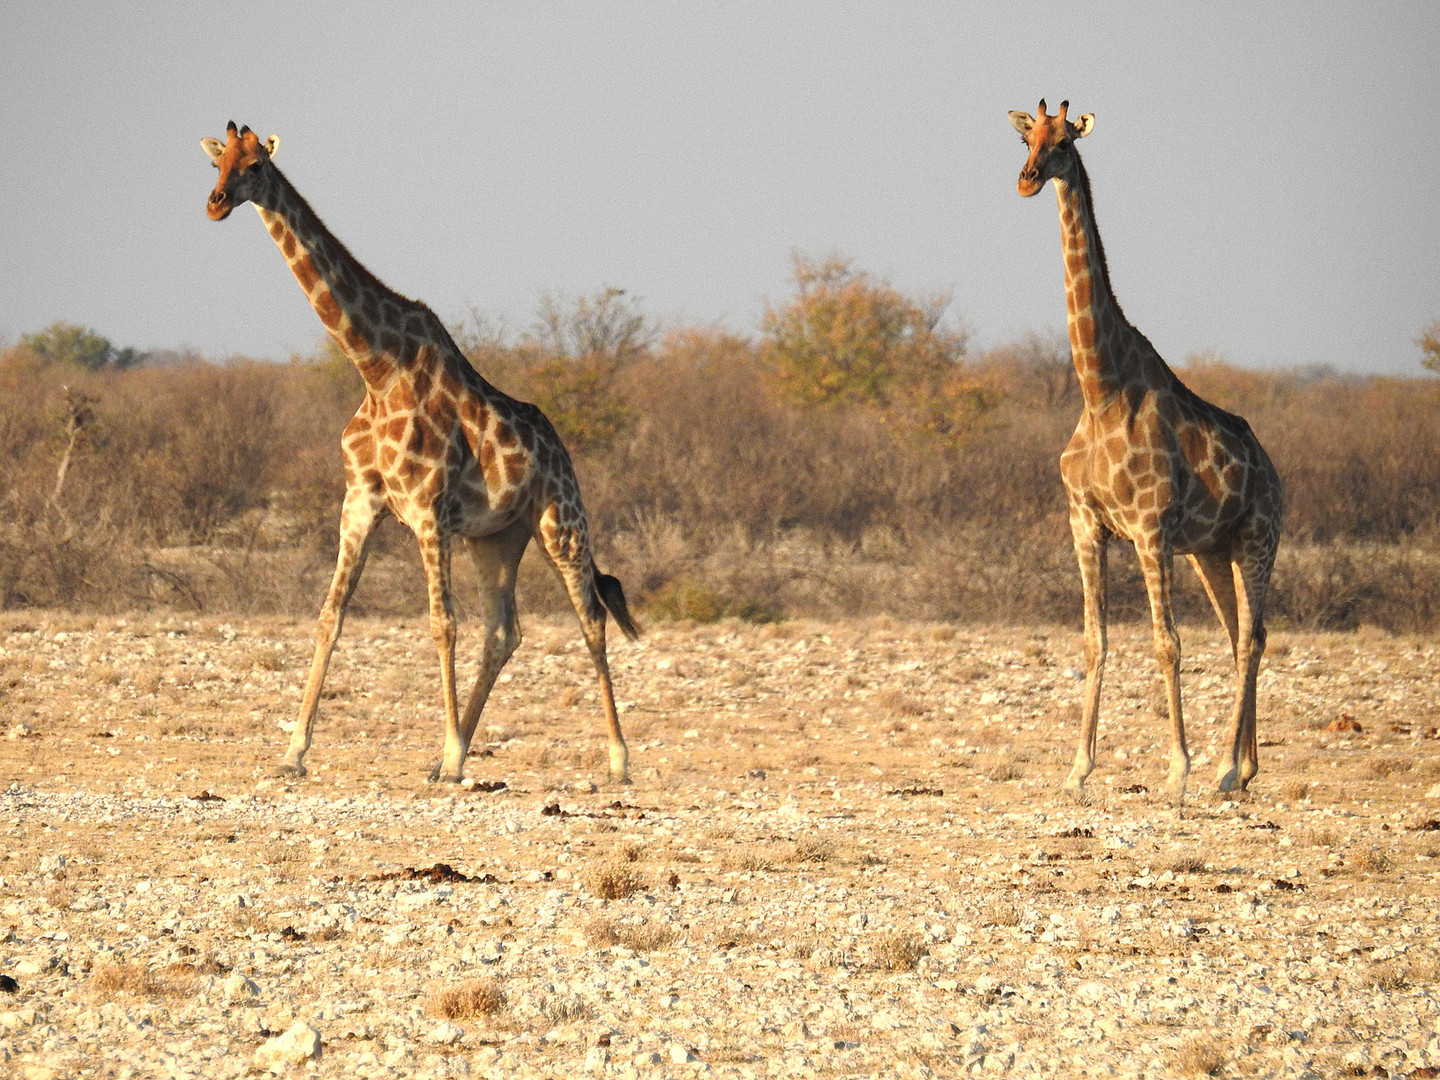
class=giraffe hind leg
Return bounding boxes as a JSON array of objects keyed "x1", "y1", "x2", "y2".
[
  {"x1": 1137, "y1": 542, "x2": 1189, "y2": 805},
  {"x1": 430, "y1": 523, "x2": 531, "y2": 783},
  {"x1": 536, "y1": 515, "x2": 632, "y2": 783},
  {"x1": 1188, "y1": 550, "x2": 1249, "y2": 794},
  {"x1": 1230, "y1": 548, "x2": 1273, "y2": 793}
]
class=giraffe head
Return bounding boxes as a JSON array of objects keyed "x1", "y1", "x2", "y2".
[
  {"x1": 201, "y1": 121, "x2": 280, "y2": 221},
  {"x1": 1008, "y1": 99, "x2": 1094, "y2": 197}
]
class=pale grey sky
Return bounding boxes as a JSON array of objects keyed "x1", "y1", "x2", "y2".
[{"x1": 2, "y1": 2, "x2": 1437, "y2": 373}]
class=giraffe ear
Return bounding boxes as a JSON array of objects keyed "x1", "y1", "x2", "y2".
[
  {"x1": 265, "y1": 135, "x2": 280, "y2": 158},
  {"x1": 201, "y1": 137, "x2": 224, "y2": 161},
  {"x1": 1071, "y1": 113, "x2": 1095, "y2": 138},
  {"x1": 1009, "y1": 110, "x2": 1035, "y2": 135}
]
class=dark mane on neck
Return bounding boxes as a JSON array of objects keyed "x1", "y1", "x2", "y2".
[
  {"x1": 267, "y1": 162, "x2": 413, "y2": 309},
  {"x1": 1069, "y1": 148, "x2": 1128, "y2": 328}
]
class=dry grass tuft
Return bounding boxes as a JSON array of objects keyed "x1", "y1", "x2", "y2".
[
  {"x1": 1280, "y1": 779, "x2": 1312, "y2": 803},
  {"x1": 981, "y1": 757, "x2": 1023, "y2": 783},
  {"x1": 877, "y1": 688, "x2": 928, "y2": 718},
  {"x1": 582, "y1": 859, "x2": 647, "y2": 900},
  {"x1": 88, "y1": 959, "x2": 199, "y2": 1000},
  {"x1": 872, "y1": 929, "x2": 928, "y2": 972},
  {"x1": 720, "y1": 846, "x2": 775, "y2": 873},
  {"x1": 991, "y1": 902, "x2": 1023, "y2": 928},
  {"x1": 583, "y1": 915, "x2": 676, "y2": 952},
  {"x1": 1173, "y1": 1035, "x2": 1229, "y2": 1077},
  {"x1": 538, "y1": 994, "x2": 594, "y2": 1026},
  {"x1": 1350, "y1": 846, "x2": 1395, "y2": 875},
  {"x1": 1361, "y1": 962, "x2": 1408, "y2": 992},
  {"x1": 1166, "y1": 853, "x2": 1208, "y2": 875},
  {"x1": 427, "y1": 977, "x2": 507, "y2": 1020},
  {"x1": 790, "y1": 835, "x2": 836, "y2": 864},
  {"x1": 1366, "y1": 757, "x2": 1410, "y2": 780}
]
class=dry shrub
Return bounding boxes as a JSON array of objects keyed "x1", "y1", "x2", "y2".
[
  {"x1": 582, "y1": 859, "x2": 646, "y2": 900},
  {"x1": 3, "y1": 333, "x2": 1439, "y2": 630},
  {"x1": 872, "y1": 930, "x2": 928, "y2": 972},
  {"x1": 427, "y1": 977, "x2": 507, "y2": 1021}
]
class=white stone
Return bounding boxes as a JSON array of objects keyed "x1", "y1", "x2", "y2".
[
  {"x1": 224, "y1": 972, "x2": 261, "y2": 1005},
  {"x1": 584, "y1": 1046, "x2": 610, "y2": 1073},
  {"x1": 429, "y1": 1020, "x2": 464, "y2": 1045},
  {"x1": 253, "y1": 1021, "x2": 321, "y2": 1072}
]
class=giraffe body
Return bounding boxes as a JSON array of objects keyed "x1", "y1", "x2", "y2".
[
  {"x1": 1009, "y1": 101, "x2": 1283, "y2": 803},
  {"x1": 203, "y1": 122, "x2": 637, "y2": 784}
]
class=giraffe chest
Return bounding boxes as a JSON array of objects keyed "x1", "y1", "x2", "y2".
[
  {"x1": 343, "y1": 396, "x2": 558, "y2": 535},
  {"x1": 1061, "y1": 417, "x2": 1251, "y2": 552}
]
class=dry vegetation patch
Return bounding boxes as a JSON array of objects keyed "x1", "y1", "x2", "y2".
[{"x1": 426, "y1": 977, "x2": 507, "y2": 1021}]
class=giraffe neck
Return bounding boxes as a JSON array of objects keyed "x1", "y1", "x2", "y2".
[
  {"x1": 1053, "y1": 157, "x2": 1159, "y2": 409},
  {"x1": 250, "y1": 166, "x2": 414, "y2": 391}
]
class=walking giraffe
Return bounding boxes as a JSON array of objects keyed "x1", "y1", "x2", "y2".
[
  {"x1": 1008, "y1": 100, "x2": 1283, "y2": 802},
  {"x1": 202, "y1": 122, "x2": 638, "y2": 784}
]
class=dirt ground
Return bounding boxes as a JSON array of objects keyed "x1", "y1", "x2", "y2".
[{"x1": 2, "y1": 611, "x2": 1439, "y2": 1078}]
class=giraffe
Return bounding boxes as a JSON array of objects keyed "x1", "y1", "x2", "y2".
[
  {"x1": 1007, "y1": 100, "x2": 1283, "y2": 802},
  {"x1": 201, "y1": 121, "x2": 639, "y2": 784}
]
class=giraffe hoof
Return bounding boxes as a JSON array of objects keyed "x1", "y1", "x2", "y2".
[
  {"x1": 427, "y1": 762, "x2": 464, "y2": 784},
  {"x1": 273, "y1": 762, "x2": 306, "y2": 779}
]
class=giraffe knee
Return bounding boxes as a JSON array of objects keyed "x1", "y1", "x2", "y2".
[
  {"x1": 1153, "y1": 631, "x2": 1180, "y2": 668},
  {"x1": 429, "y1": 612, "x2": 457, "y2": 651}
]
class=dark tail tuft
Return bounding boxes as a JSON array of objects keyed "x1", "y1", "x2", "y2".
[{"x1": 595, "y1": 572, "x2": 641, "y2": 641}]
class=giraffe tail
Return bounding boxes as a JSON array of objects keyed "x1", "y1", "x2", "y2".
[{"x1": 595, "y1": 570, "x2": 641, "y2": 641}]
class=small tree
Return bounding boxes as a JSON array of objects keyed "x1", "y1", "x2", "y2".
[
  {"x1": 523, "y1": 287, "x2": 651, "y2": 452},
  {"x1": 21, "y1": 321, "x2": 144, "y2": 370},
  {"x1": 1420, "y1": 321, "x2": 1440, "y2": 374},
  {"x1": 760, "y1": 255, "x2": 968, "y2": 411}
]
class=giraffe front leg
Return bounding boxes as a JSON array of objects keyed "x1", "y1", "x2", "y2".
[
  {"x1": 279, "y1": 490, "x2": 381, "y2": 778},
  {"x1": 1065, "y1": 513, "x2": 1108, "y2": 796},
  {"x1": 416, "y1": 531, "x2": 466, "y2": 784}
]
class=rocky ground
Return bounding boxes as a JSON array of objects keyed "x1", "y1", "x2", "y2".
[{"x1": 1, "y1": 610, "x2": 1439, "y2": 1079}]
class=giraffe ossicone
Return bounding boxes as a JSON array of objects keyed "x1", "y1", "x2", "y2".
[
  {"x1": 202, "y1": 120, "x2": 638, "y2": 785},
  {"x1": 1009, "y1": 100, "x2": 1283, "y2": 804}
]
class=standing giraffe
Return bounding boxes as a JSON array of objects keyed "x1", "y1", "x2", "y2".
[
  {"x1": 1008, "y1": 100, "x2": 1283, "y2": 802},
  {"x1": 202, "y1": 122, "x2": 638, "y2": 784}
]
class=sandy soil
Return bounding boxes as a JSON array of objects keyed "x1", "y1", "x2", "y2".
[{"x1": 2, "y1": 611, "x2": 1439, "y2": 1078}]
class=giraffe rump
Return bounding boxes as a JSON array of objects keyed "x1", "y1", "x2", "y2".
[{"x1": 595, "y1": 571, "x2": 641, "y2": 641}]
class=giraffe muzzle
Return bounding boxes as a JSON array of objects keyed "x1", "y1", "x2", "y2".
[{"x1": 206, "y1": 190, "x2": 232, "y2": 221}]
